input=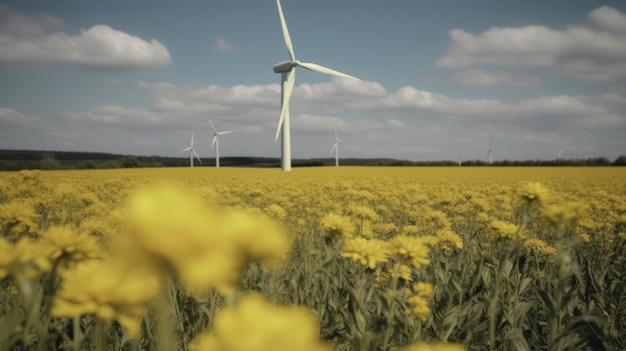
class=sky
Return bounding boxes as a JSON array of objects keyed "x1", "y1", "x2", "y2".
[{"x1": 1, "y1": 0, "x2": 625, "y2": 162}]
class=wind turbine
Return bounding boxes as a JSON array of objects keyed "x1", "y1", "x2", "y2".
[
  {"x1": 557, "y1": 146, "x2": 563, "y2": 160},
  {"x1": 484, "y1": 138, "x2": 493, "y2": 165},
  {"x1": 180, "y1": 131, "x2": 202, "y2": 168},
  {"x1": 330, "y1": 128, "x2": 343, "y2": 167},
  {"x1": 457, "y1": 149, "x2": 462, "y2": 167},
  {"x1": 273, "y1": 0, "x2": 360, "y2": 171},
  {"x1": 207, "y1": 117, "x2": 233, "y2": 168}
]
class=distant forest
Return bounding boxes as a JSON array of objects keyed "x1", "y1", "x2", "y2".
[{"x1": 0, "y1": 149, "x2": 625, "y2": 171}]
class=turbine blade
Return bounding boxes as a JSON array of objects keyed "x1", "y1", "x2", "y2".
[
  {"x1": 334, "y1": 127, "x2": 338, "y2": 140},
  {"x1": 192, "y1": 149, "x2": 202, "y2": 164},
  {"x1": 330, "y1": 142, "x2": 337, "y2": 156},
  {"x1": 211, "y1": 135, "x2": 218, "y2": 150},
  {"x1": 218, "y1": 131, "x2": 233, "y2": 135},
  {"x1": 207, "y1": 117, "x2": 218, "y2": 133},
  {"x1": 276, "y1": 0, "x2": 295, "y2": 61},
  {"x1": 298, "y1": 62, "x2": 360, "y2": 81},
  {"x1": 191, "y1": 131, "x2": 195, "y2": 146},
  {"x1": 275, "y1": 70, "x2": 295, "y2": 141},
  {"x1": 180, "y1": 147, "x2": 191, "y2": 152}
]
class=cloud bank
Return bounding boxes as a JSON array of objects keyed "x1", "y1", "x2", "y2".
[
  {"x1": 437, "y1": 6, "x2": 626, "y2": 81},
  {"x1": 0, "y1": 5, "x2": 172, "y2": 71}
]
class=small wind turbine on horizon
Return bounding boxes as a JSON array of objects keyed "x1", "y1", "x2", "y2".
[
  {"x1": 457, "y1": 149, "x2": 462, "y2": 167},
  {"x1": 557, "y1": 146, "x2": 563, "y2": 160},
  {"x1": 485, "y1": 138, "x2": 493, "y2": 165},
  {"x1": 180, "y1": 131, "x2": 202, "y2": 167},
  {"x1": 207, "y1": 117, "x2": 233, "y2": 168},
  {"x1": 273, "y1": 0, "x2": 361, "y2": 172},
  {"x1": 330, "y1": 128, "x2": 343, "y2": 167}
]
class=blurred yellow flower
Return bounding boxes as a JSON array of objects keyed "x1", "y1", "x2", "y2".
[
  {"x1": 541, "y1": 202, "x2": 588, "y2": 228},
  {"x1": 518, "y1": 181, "x2": 551, "y2": 209},
  {"x1": 38, "y1": 226, "x2": 102, "y2": 266},
  {"x1": 52, "y1": 259, "x2": 160, "y2": 336},
  {"x1": 190, "y1": 294, "x2": 332, "y2": 351},
  {"x1": 121, "y1": 185, "x2": 289, "y2": 296},
  {"x1": 0, "y1": 237, "x2": 51, "y2": 278},
  {"x1": 0, "y1": 200, "x2": 37, "y2": 231}
]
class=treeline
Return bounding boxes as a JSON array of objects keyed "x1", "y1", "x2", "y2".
[{"x1": 0, "y1": 149, "x2": 625, "y2": 171}]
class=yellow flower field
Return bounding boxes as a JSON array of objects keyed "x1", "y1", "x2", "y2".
[{"x1": 1, "y1": 166, "x2": 625, "y2": 351}]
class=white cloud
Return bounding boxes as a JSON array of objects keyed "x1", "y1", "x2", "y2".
[
  {"x1": 437, "y1": 6, "x2": 626, "y2": 81},
  {"x1": 0, "y1": 6, "x2": 171, "y2": 71},
  {"x1": 451, "y1": 69, "x2": 540, "y2": 87},
  {"x1": 214, "y1": 36, "x2": 240, "y2": 53}
]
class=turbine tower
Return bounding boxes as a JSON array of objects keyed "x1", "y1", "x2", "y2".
[
  {"x1": 458, "y1": 150, "x2": 462, "y2": 167},
  {"x1": 330, "y1": 128, "x2": 343, "y2": 167},
  {"x1": 273, "y1": 0, "x2": 360, "y2": 171},
  {"x1": 180, "y1": 131, "x2": 202, "y2": 167},
  {"x1": 485, "y1": 138, "x2": 493, "y2": 165},
  {"x1": 207, "y1": 117, "x2": 233, "y2": 168}
]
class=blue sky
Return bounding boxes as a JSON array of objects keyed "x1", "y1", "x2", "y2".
[{"x1": 1, "y1": 0, "x2": 625, "y2": 162}]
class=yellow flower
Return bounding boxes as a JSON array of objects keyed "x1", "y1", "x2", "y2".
[
  {"x1": 436, "y1": 228, "x2": 463, "y2": 250},
  {"x1": 387, "y1": 235, "x2": 430, "y2": 269},
  {"x1": 189, "y1": 294, "x2": 332, "y2": 351},
  {"x1": 38, "y1": 226, "x2": 102, "y2": 266},
  {"x1": 488, "y1": 220, "x2": 521, "y2": 239},
  {"x1": 398, "y1": 342, "x2": 466, "y2": 351},
  {"x1": 320, "y1": 213, "x2": 355, "y2": 240},
  {"x1": 265, "y1": 204, "x2": 287, "y2": 221},
  {"x1": 524, "y1": 238, "x2": 557, "y2": 255},
  {"x1": 52, "y1": 258, "x2": 160, "y2": 336},
  {"x1": 406, "y1": 294, "x2": 430, "y2": 322},
  {"x1": 341, "y1": 237, "x2": 389, "y2": 269},
  {"x1": 391, "y1": 264, "x2": 413, "y2": 281},
  {"x1": 413, "y1": 282, "x2": 433, "y2": 298}
]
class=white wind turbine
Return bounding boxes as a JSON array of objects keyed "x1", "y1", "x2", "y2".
[
  {"x1": 457, "y1": 149, "x2": 462, "y2": 167},
  {"x1": 273, "y1": 0, "x2": 360, "y2": 171},
  {"x1": 557, "y1": 146, "x2": 563, "y2": 160},
  {"x1": 207, "y1": 117, "x2": 233, "y2": 168},
  {"x1": 330, "y1": 128, "x2": 343, "y2": 167},
  {"x1": 485, "y1": 138, "x2": 493, "y2": 165},
  {"x1": 180, "y1": 131, "x2": 202, "y2": 168}
]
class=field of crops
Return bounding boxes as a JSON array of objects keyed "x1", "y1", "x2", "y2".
[{"x1": 1, "y1": 166, "x2": 625, "y2": 351}]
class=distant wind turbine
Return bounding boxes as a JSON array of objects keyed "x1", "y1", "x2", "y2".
[
  {"x1": 557, "y1": 146, "x2": 563, "y2": 160},
  {"x1": 207, "y1": 117, "x2": 233, "y2": 168},
  {"x1": 458, "y1": 149, "x2": 462, "y2": 167},
  {"x1": 330, "y1": 128, "x2": 343, "y2": 167},
  {"x1": 273, "y1": 0, "x2": 360, "y2": 171},
  {"x1": 485, "y1": 138, "x2": 493, "y2": 165},
  {"x1": 180, "y1": 131, "x2": 202, "y2": 167}
]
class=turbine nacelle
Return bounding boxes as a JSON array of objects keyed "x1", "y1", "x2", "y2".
[{"x1": 273, "y1": 60, "x2": 295, "y2": 73}]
